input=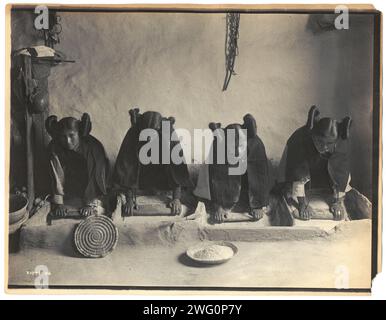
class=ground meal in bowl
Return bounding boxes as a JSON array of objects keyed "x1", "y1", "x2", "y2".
[{"x1": 194, "y1": 244, "x2": 234, "y2": 261}]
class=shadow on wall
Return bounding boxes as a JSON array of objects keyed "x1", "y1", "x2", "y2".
[
  {"x1": 306, "y1": 14, "x2": 337, "y2": 34},
  {"x1": 305, "y1": 14, "x2": 374, "y2": 199}
]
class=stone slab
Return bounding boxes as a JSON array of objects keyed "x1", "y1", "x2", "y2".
[{"x1": 19, "y1": 201, "x2": 344, "y2": 253}]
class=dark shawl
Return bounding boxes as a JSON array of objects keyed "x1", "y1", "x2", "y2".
[
  {"x1": 48, "y1": 135, "x2": 108, "y2": 203},
  {"x1": 112, "y1": 111, "x2": 192, "y2": 191},
  {"x1": 209, "y1": 118, "x2": 270, "y2": 210},
  {"x1": 285, "y1": 126, "x2": 350, "y2": 192}
]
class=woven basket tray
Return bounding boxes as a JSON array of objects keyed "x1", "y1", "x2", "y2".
[{"x1": 74, "y1": 215, "x2": 118, "y2": 258}]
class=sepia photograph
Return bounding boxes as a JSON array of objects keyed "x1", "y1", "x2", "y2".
[{"x1": 4, "y1": 3, "x2": 381, "y2": 294}]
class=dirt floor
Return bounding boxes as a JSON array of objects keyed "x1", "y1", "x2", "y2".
[{"x1": 8, "y1": 220, "x2": 372, "y2": 291}]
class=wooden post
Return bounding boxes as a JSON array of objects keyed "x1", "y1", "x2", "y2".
[{"x1": 23, "y1": 55, "x2": 34, "y2": 212}]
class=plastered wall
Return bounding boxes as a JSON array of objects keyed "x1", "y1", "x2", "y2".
[{"x1": 11, "y1": 11, "x2": 374, "y2": 197}]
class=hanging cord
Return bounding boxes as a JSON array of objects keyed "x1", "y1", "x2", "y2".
[{"x1": 222, "y1": 13, "x2": 241, "y2": 91}]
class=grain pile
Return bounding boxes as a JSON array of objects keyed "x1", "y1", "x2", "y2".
[{"x1": 194, "y1": 244, "x2": 234, "y2": 261}]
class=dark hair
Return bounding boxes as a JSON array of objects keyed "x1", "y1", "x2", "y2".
[
  {"x1": 57, "y1": 117, "x2": 80, "y2": 132},
  {"x1": 139, "y1": 111, "x2": 163, "y2": 131},
  {"x1": 45, "y1": 113, "x2": 92, "y2": 138},
  {"x1": 311, "y1": 118, "x2": 338, "y2": 140}
]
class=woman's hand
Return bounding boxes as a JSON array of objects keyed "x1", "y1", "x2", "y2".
[{"x1": 52, "y1": 204, "x2": 67, "y2": 217}]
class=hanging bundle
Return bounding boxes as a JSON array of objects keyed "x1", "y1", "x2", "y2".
[{"x1": 222, "y1": 12, "x2": 241, "y2": 91}]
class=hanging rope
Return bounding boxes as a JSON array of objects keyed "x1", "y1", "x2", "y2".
[{"x1": 222, "y1": 13, "x2": 240, "y2": 91}]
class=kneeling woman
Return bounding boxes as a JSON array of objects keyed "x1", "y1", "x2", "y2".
[
  {"x1": 282, "y1": 105, "x2": 352, "y2": 221},
  {"x1": 194, "y1": 114, "x2": 270, "y2": 224},
  {"x1": 45, "y1": 113, "x2": 109, "y2": 218}
]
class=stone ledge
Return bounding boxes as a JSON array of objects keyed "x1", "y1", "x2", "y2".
[
  {"x1": 18, "y1": 197, "x2": 367, "y2": 253},
  {"x1": 19, "y1": 205, "x2": 347, "y2": 253}
]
